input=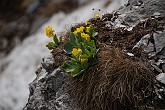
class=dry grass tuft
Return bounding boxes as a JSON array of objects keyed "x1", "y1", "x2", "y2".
[{"x1": 70, "y1": 44, "x2": 154, "y2": 110}]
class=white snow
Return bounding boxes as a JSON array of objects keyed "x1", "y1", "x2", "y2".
[{"x1": 0, "y1": 0, "x2": 128, "y2": 110}]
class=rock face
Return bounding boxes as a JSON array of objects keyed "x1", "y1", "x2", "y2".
[
  {"x1": 23, "y1": 55, "x2": 80, "y2": 110},
  {"x1": 24, "y1": 0, "x2": 165, "y2": 109}
]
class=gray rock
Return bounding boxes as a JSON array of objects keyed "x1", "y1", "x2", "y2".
[
  {"x1": 113, "y1": 0, "x2": 165, "y2": 30},
  {"x1": 23, "y1": 68, "x2": 80, "y2": 110},
  {"x1": 133, "y1": 31, "x2": 165, "y2": 57},
  {"x1": 41, "y1": 55, "x2": 55, "y2": 73},
  {"x1": 154, "y1": 32, "x2": 165, "y2": 55},
  {"x1": 156, "y1": 73, "x2": 165, "y2": 85}
]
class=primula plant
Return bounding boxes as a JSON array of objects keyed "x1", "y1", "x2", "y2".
[
  {"x1": 62, "y1": 22, "x2": 99, "y2": 80},
  {"x1": 45, "y1": 22, "x2": 98, "y2": 80},
  {"x1": 45, "y1": 26, "x2": 60, "y2": 50}
]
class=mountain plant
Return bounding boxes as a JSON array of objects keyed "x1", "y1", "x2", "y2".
[{"x1": 45, "y1": 22, "x2": 99, "y2": 80}]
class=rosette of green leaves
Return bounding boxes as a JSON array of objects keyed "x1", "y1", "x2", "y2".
[{"x1": 62, "y1": 25, "x2": 98, "y2": 80}]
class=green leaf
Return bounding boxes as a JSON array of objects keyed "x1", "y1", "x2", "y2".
[
  {"x1": 53, "y1": 34, "x2": 59, "y2": 45},
  {"x1": 89, "y1": 25, "x2": 94, "y2": 34},
  {"x1": 46, "y1": 42, "x2": 56, "y2": 50},
  {"x1": 92, "y1": 32, "x2": 98, "y2": 37},
  {"x1": 82, "y1": 62, "x2": 89, "y2": 70},
  {"x1": 78, "y1": 42, "x2": 86, "y2": 53},
  {"x1": 91, "y1": 40, "x2": 96, "y2": 49},
  {"x1": 84, "y1": 48, "x2": 90, "y2": 56},
  {"x1": 83, "y1": 40, "x2": 91, "y2": 47},
  {"x1": 73, "y1": 69, "x2": 85, "y2": 78},
  {"x1": 71, "y1": 66, "x2": 82, "y2": 77},
  {"x1": 64, "y1": 42, "x2": 73, "y2": 54},
  {"x1": 77, "y1": 34, "x2": 83, "y2": 43},
  {"x1": 74, "y1": 66, "x2": 88, "y2": 81},
  {"x1": 62, "y1": 61, "x2": 77, "y2": 72},
  {"x1": 70, "y1": 33, "x2": 76, "y2": 45},
  {"x1": 80, "y1": 54, "x2": 89, "y2": 59},
  {"x1": 70, "y1": 58, "x2": 79, "y2": 63}
]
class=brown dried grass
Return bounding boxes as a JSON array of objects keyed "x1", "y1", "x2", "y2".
[{"x1": 70, "y1": 44, "x2": 154, "y2": 110}]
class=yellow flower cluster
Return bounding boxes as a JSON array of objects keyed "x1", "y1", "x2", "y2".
[
  {"x1": 45, "y1": 26, "x2": 55, "y2": 38},
  {"x1": 73, "y1": 24, "x2": 92, "y2": 41},
  {"x1": 71, "y1": 48, "x2": 88, "y2": 64},
  {"x1": 81, "y1": 33, "x2": 90, "y2": 41},
  {"x1": 72, "y1": 48, "x2": 82, "y2": 57},
  {"x1": 73, "y1": 26, "x2": 84, "y2": 35},
  {"x1": 70, "y1": 21, "x2": 94, "y2": 64},
  {"x1": 86, "y1": 27, "x2": 90, "y2": 33}
]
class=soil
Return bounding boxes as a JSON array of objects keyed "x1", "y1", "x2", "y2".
[
  {"x1": 52, "y1": 44, "x2": 69, "y2": 69},
  {"x1": 90, "y1": 15, "x2": 148, "y2": 52}
]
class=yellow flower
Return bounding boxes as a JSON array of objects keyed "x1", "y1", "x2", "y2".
[
  {"x1": 86, "y1": 27, "x2": 90, "y2": 33},
  {"x1": 85, "y1": 21, "x2": 91, "y2": 25},
  {"x1": 80, "y1": 58, "x2": 88, "y2": 64},
  {"x1": 81, "y1": 33, "x2": 90, "y2": 41},
  {"x1": 73, "y1": 31, "x2": 77, "y2": 35},
  {"x1": 45, "y1": 26, "x2": 55, "y2": 38},
  {"x1": 95, "y1": 13, "x2": 99, "y2": 18},
  {"x1": 79, "y1": 26, "x2": 84, "y2": 32},
  {"x1": 72, "y1": 48, "x2": 82, "y2": 56},
  {"x1": 73, "y1": 26, "x2": 84, "y2": 36}
]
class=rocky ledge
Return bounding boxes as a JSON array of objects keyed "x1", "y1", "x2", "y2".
[{"x1": 23, "y1": 0, "x2": 165, "y2": 110}]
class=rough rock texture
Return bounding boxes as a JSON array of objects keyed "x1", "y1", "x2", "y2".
[
  {"x1": 24, "y1": 0, "x2": 165, "y2": 109},
  {"x1": 23, "y1": 55, "x2": 80, "y2": 110},
  {"x1": 119, "y1": 0, "x2": 165, "y2": 102}
]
